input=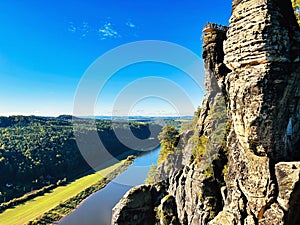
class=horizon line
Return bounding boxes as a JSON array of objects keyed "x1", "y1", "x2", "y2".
[{"x1": 0, "y1": 114, "x2": 194, "y2": 118}]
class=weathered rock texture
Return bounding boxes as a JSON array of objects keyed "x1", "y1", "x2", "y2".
[
  {"x1": 112, "y1": 182, "x2": 168, "y2": 225},
  {"x1": 210, "y1": 0, "x2": 300, "y2": 224},
  {"x1": 163, "y1": 25, "x2": 230, "y2": 225},
  {"x1": 112, "y1": 23, "x2": 230, "y2": 225},
  {"x1": 112, "y1": 0, "x2": 300, "y2": 224}
]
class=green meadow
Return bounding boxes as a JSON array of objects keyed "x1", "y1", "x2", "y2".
[{"x1": 0, "y1": 161, "x2": 125, "y2": 225}]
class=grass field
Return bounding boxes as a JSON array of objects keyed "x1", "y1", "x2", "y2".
[{"x1": 0, "y1": 160, "x2": 125, "y2": 225}]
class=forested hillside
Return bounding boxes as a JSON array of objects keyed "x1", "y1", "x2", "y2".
[{"x1": 0, "y1": 116, "x2": 161, "y2": 203}]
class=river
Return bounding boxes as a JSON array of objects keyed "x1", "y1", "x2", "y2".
[{"x1": 58, "y1": 146, "x2": 161, "y2": 225}]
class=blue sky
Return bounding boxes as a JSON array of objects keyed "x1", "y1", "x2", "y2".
[{"x1": 0, "y1": 0, "x2": 231, "y2": 116}]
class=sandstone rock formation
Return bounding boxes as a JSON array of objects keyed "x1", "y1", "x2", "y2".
[
  {"x1": 210, "y1": 0, "x2": 300, "y2": 224},
  {"x1": 112, "y1": 22, "x2": 230, "y2": 225},
  {"x1": 112, "y1": 182, "x2": 168, "y2": 225},
  {"x1": 112, "y1": 0, "x2": 300, "y2": 224}
]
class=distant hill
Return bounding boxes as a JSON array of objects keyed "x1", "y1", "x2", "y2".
[{"x1": 56, "y1": 115, "x2": 80, "y2": 120}]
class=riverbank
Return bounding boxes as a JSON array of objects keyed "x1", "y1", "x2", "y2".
[
  {"x1": 58, "y1": 146, "x2": 162, "y2": 225},
  {"x1": 0, "y1": 157, "x2": 135, "y2": 225}
]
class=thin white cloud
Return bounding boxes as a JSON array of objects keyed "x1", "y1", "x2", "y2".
[
  {"x1": 79, "y1": 22, "x2": 90, "y2": 38},
  {"x1": 68, "y1": 22, "x2": 90, "y2": 38},
  {"x1": 68, "y1": 22, "x2": 77, "y2": 33},
  {"x1": 98, "y1": 22, "x2": 121, "y2": 40},
  {"x1": 68, "y1": 18, "x2": 137, "y2": 40},
  {"x1": 125, "y1": 19, "x2": 139, "y2": 38},
  {"x1": 126, "y1": 21, "x2": 136, "y2": 28}
]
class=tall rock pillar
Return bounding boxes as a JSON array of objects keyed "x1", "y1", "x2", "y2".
[{"x1": 210, "y1": 0, "x2": 300, "y2": 224}]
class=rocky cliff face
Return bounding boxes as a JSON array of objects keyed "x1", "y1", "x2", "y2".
[
  {"x1": 112, "y1": 0, "x2": 300, "y2": 224},
  {"x1": 164, "y1": 25, "x2": 230, "y2": 225},
  {"x1": 112, "y1": 24, "x2": 230, "y2": 225},
  {"x1": 211, "y1": 0, "x2": 300, "y2": 224}
]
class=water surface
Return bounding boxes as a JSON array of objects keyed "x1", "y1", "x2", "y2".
[{"x1": 58, "y1": 147, "x2": 160, "y2": 225}]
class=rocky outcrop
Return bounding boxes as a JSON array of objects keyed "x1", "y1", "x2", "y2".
[
  {"x1": 112, "y1": 23, "x2": 230, "y2": 225},
  {"x1": 154, "y1": 129, "x2": 192, "y2": 183},
  {"x1": 111, "y1": 182, "x2": 168, "y2": 225},
  {"x1": 210, "y1": 0, "x2": 300, "y2": 224},
  {"x1": 112, "y1": 0, "x2": 300, "y2": 224},
  {"x1": 156, "y1": 194, "x2": 180, "y2": 225},
  {"x1": 275, "y1": 162, "x2": 300, "y2": 224}
]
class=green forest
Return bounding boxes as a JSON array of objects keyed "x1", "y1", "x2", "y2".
[{"x1": 0, "y1": 116, "x2": 161, "y2": 205}]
